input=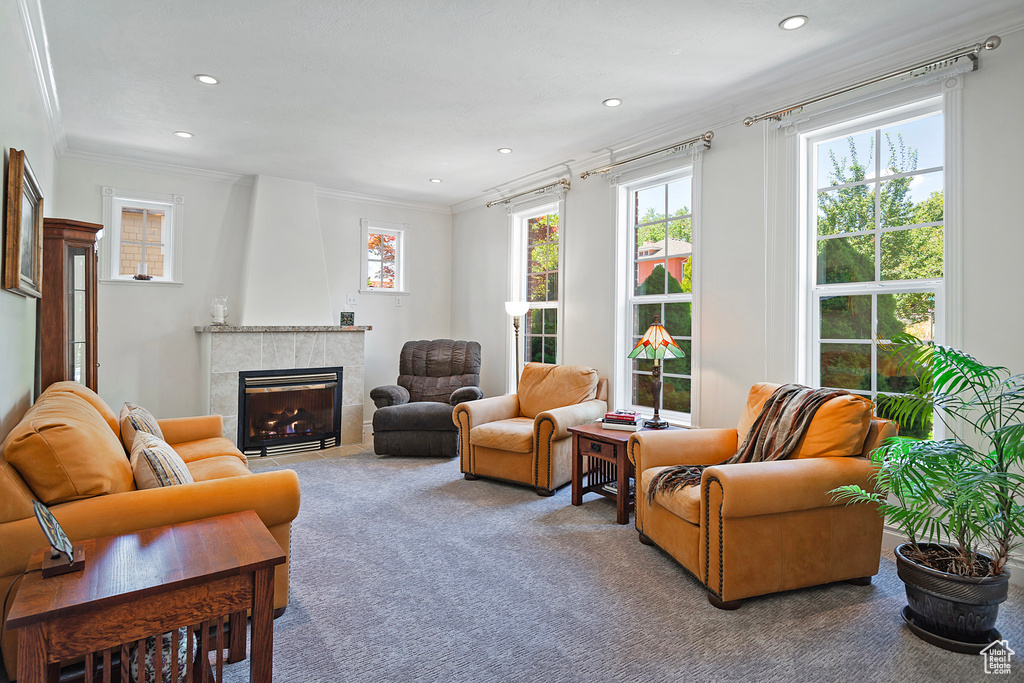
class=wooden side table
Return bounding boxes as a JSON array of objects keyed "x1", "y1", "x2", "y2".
[
  {"x1": 570, "y1": 422, "x2": 684, "y2": 524},
  {"x1": 6, "y1": 510, "x2": 285, "y2": 683}
]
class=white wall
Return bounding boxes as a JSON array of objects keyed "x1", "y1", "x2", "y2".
[
  {"x1": 0, "y1": 0, "x2": 56, "y2": 440},
  {"x1": 51, "y1": 163, "x2": 253, "y2": 418},
  {"x1": 451, "y1": 30, "x2": 1024, "y2": 431},
  {"x1": 317, "y1": 193, "x2": 452, "y2": 421}
]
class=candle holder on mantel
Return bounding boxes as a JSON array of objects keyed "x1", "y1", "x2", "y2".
[{"x1": 210, "y1": 295, "x2": 229, "y2": 326}]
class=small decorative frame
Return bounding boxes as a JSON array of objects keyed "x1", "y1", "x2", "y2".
[
  {"x1": 3, "y1": 149, "x2": 44, "y2": 298},
  {"x1": 340, "y1": 311, "x2": 355, "y2": 326}
]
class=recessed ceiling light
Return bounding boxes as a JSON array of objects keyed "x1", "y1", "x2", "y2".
[
  {"x1": 429, "y1": 178, "x2": 442, "y2": 183},
  {"x1": 779, "y1": 15, "x2": 807, "y2": 30},
  {"x1": 603, "y1": 98, "x2": 622, "y2": 107},
  {"x1": 173, "y1": 130, "x2": 194, "y2": 138},
  {"x1": 497, "y1": 148, "x2": 513, "y2": 154},
  {"x1": 194, "y1": 74, "x2": 219, "y2": 85}
]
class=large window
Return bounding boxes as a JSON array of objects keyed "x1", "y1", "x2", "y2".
[
  {"x1": 360, "y1": 219, "x2": 407, "y2": 293},
  {"x1": 101, "y1": 188, "x2": 183, "y2": 283},
  {"x1": 804, "y1": 101, "x2": 944, "y2": 437},
  {"x1": 622, "y1": 170, "x2": 695, "y2": 421},
  {"x1": 509, "y1": 202, "x2": 561, "y2": 380}
]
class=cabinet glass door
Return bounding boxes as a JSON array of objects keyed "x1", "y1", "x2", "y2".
[{"x1": 68, "y1": 246, "x2": 88, "y2": 383}]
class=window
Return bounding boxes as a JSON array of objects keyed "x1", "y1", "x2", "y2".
[
  {"x1": 509, "y1": 202, "x2": 562, "y2": 381},
  {"x1": 803, "y1": 101, "x2": 944, "y2": 437},
  {"x1": 101, "y1": 188, "x2": 183, "y2": 283},
  {"x1": 360, "y1": 220, "x2": 407, "y2": 293},
  {"x1": 619, "y1": 168, "x2": 696, "y2": 422}
]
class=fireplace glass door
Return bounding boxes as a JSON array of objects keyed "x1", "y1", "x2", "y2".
[{"x1": 238, "y1": 368, "x2": 343, "y2": 456}]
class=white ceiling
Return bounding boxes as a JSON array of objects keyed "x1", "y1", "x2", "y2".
[{"x1": 39, "y1": 0, "x2": 1024, "y2": 207}]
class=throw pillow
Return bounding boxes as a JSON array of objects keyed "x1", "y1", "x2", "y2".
[
  {"x1": 131, "y1": 432, "x2": 194, "y2": 489},
  {"x1": 119, "y1": 401, "x2": 165, "y2": 451}
]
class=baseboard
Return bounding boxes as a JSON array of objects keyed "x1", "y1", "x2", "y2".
[{"x1": 881, "y1": 527, "x2": 1024, "y2": 586}]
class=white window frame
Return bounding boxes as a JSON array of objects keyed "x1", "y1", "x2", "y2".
[
  {"x1": 798, "y1": 95, "x2": 953, "y2": 416},
  {"x1": 100, "y1": 187, "x2": 184, "y2": 285},
  {"x1": 507, "y1": 197, "x2": 565, "y2": 390},
  {"x1": 360, "y1": 219, "x2": 408, "y2": 294},
  {"x1": 613, "y1": 158, "x2": 702, "y2": 427}
]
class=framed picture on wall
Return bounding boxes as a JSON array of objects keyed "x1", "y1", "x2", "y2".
[{"x1": 3, "y1": 148, "x2": 44, "y2": 298}]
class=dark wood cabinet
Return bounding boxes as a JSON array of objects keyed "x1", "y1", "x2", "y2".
[{"x1": 40, "y1": 218, "x2": 101, "y2": 391}]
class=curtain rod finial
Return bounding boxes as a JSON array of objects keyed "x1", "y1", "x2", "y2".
[
  {"x1": 743, "y1": 117, "x2": 755, "y2": 127},
  {"x1": 984, "y1": 36, "x2": 1001, "y2": 51}
]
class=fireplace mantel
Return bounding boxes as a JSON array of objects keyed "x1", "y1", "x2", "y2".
[{"x1": 196, "y1": 325, "x2": 369, "y2": 448}]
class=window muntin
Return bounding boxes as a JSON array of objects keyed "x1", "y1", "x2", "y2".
[
  {"x1": 807, "y1": 106, "x2": 943, "y2": 438},
  {"x1": 626, "y1": 171, "x2": 694, "y2": 418}
]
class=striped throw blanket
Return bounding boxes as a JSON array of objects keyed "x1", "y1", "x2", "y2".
[{"x1": 646, "y1": 384, "x2": 851, "y2": 504}]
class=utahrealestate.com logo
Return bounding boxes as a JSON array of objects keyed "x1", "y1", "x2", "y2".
[{"x1": 981, "y1": 640, "x2": 1014, "y2": 675}]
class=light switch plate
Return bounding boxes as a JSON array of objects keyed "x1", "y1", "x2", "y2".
[{"x1": 347, "y1": 294, "x2": 357, "y2": 305}]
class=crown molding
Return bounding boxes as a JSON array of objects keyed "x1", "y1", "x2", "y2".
[
  {"x1": 59, "y1": 149, "x2": 253, "y2": 185},
  {"x1": 17, "y1": 0, "x2": 66, "y2": 156},
  {"x1": 315, "y1": 187, "x2": 450, "y2": 215},
  {"x1": 453, "y1": 17, "x2": 1024, "y2": 215}
]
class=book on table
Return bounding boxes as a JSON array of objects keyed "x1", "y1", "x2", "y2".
[{"x1": 601, "y1": 420, "x2": 640, "y2": 432}]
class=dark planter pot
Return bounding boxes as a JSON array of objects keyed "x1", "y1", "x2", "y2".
[{"x1": 895, "y1": 543, "x2": 1009, "y2": 653}]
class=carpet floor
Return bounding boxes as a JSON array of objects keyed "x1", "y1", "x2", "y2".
[
  {"x1": 4, "y1": 449, "x2": 1020, "y2": 682},
  {"x1": 218, "y1": 450, "x2": 1024, "y2": 682}
]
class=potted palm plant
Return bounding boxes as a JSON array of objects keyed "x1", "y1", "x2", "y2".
[{"x1": 832, "y1": 334, "x2": 1022, "y2": 654}]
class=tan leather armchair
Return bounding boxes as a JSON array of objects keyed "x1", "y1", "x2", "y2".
[
  {"x1": 454, "y1": 363, "x2": 608, "y2": 496},
  {"x1": 629, "y1": 382, "x2": 896, "y2": 609}
]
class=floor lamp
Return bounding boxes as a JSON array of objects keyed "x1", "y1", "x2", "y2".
[
  {"x1": 628, "y1": 315, "x2": 685, "y2": 429},
  {"x1": 505, "y1": 300, "x2": 529, "y2": 389}
]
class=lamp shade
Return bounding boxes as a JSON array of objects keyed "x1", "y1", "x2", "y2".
[
  {"x1": 505, "y1": 300, "x2": 530, "y2": 317},
  {"x1": 628, "y1": 316, "x2": 685, "y2": 360}
]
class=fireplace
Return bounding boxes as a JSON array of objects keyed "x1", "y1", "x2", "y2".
[{"x1": 237, "y1": 367, "x2": 343, "y2": 457}]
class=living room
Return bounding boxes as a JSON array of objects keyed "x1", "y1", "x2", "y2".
[{"x1": 2, "y1": 1, "x2": 1023, "y2": 681}]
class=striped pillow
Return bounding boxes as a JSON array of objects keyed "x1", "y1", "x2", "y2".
[
  {"x1": 119, "y1": 402, "x2": 165, "y2": 451},
  {"x1": 130, "y1": 432, "x2": 194, "y2": 489}
]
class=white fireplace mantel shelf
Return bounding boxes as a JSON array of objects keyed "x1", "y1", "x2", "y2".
[{"x1": 194, "y1": 325, "x2": 372, "y2": 333}]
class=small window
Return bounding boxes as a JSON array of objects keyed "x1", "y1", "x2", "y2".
[
  {"x1": 360, "y1": 220, "x2": 406, "y2": 293},
  {"x1": 101, "y1": 187, "x2": 183, "y2": 284}
]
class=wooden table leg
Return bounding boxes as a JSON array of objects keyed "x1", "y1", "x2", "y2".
[
  {"x1": 615, "y1": 443, "x2": 630, "y2": 525},
  {"x1": 228, "y1": 610, "x2": 246, "y2": 663},
  {"x1": 17, "y1": 622, "x2": 59, "y2": 683},
  {"x1": 571, "y1": 434, "x2": 582, "y2": 506},
  {"x1": 250, "y1": 568, "x2": 275, "y2": 682}
]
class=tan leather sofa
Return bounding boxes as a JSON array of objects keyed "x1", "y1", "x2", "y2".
[
  {"x1": 0, "y1": 382, "x2": 300, "y2": 679},
  {"x1": 629, "y1": 382, "x2": 896, "y2": 609},
  {"x1": 454, "y1": 363, "x2": 608, "y2": 496}
]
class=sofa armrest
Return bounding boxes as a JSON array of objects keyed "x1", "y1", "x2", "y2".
[
  {"x1": 371, "y1": 385, "x2": 410, "y2": 408},
  {"x1": 628, "y1": 428, "x2": 737, "y2": 472},
  {"x1": 702, "y1": 456, "x2": 877, "y2": 519},
  {"x1": 0, "y1": 470, "x2": 301, "y2": 579},
  {"x1": 158, "y1": 415, "x2": 224, "y2": 444},
  {"x1": 535, "y1": 399, "x2": 608, "y2": 440},
  {"x1": 453, "y1": 393, "x2": 519, "y2": 429},
  {"x1": 450, "y1": 386, "x2": 483, "y2": 406}
]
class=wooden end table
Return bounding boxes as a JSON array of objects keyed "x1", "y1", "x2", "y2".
[
  {"x1": 6, "y1": 510, "x2": 286, "y2": 683},
  {"x1": 570, "y1": 422, "x2": 684, "y2": 524}
]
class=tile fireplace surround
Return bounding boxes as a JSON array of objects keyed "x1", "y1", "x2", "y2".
[{"x1": 195, "y1": 325, "x2": 371, "y2": 448}]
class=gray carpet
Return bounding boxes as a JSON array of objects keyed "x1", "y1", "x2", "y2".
[{"x1": 217, "y1": 450, "x2": 1024, "y2": 683}]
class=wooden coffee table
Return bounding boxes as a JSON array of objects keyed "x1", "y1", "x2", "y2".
[
  {"x1": 6, "y1": 510, "x2": 285, "y2": 683},
  {"x1": 570, "y1": 422, "x2": 684, "y2": 524}
]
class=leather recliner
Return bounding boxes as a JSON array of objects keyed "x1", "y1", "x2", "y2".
[
  {"x1": 371, "y1": 339, "x2": 482, "y2": 457},
  {"x1": 454, "y1": 362, "x2": 608, "y2": 496},
  {"x1": 629, "y1": 382, "x2": 897, "y2": 609}
]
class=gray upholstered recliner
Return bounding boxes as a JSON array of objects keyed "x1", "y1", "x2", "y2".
[{"x1": 371, "y1": 339, "x2": 483, "y2": 456}]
